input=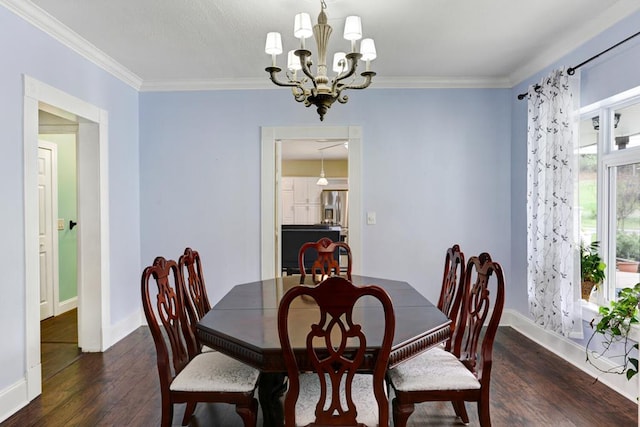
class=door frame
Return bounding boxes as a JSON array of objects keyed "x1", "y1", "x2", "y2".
[
  {"x1": 260, "y1": 126, "x2": 362, "y2": 279},
  {"x1": 23, "y1": 75, "x2": 110, "y2": 400}
]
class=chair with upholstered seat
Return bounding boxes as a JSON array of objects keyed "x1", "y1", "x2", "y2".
[
  {"x1": 298, "y1": 237, "x2": 352, "y2": 284},
  {"x1": 408, "y1": 244, "x2": 466, "y2": 420},
  {"x1": 437, "y1": 244, "x2": 466, "y2": 351},
  {"x1": 387, "y1": 252, "x2": 505, "y2": 427},
  {"x1": 178, "y1": 247, "x2": 215, "y2": 354},
  {"x1": 278, "y1": 276, "x2": 395, "y2": 426},
  {"x1": 141, "y1": 256, "x2": 260, "y2": 427}
]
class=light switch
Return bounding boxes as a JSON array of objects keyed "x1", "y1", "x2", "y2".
[
  {"x1": 57, "y1": 219, "x2": 65, "y2": 230},
  {"x1": 367, "y1": 212, "x2": 376, "y2": 225}
]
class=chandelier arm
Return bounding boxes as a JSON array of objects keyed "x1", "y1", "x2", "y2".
[
  {"x1": 336, "y1": 92, "x2": 349, "y2": 104},
  {"x1": 332, "y1": 53, "x2": 361, "y2": 86},
  {"x1": 338, "y1": 71, "x2": 376, "y2": 91},
  {"x1": 266, "y1": 67, "x2": 305, "y2": 89},
  {"x1": 296, "y1": 50, "x2": 319, "y2": 92},
  {"x1": 291, "y1": 87, "x2": 307, "y2": 102}
]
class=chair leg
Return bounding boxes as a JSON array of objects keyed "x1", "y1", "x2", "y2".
[
  {"x1": 392, "y1": 397, "x2": 414, "y2": 427},
  {"x1": 452, "y1": 400, "x2": 469, "y2": 424},
  {"x1": 182, "y1": 402, "x2": 197, "y2": 425},
  {"x1": 161, "y1": 403, "x2": 174, "y2": 427},
  {"x1": 236, "y1": 398, "x2": 259, "y2": 427},
  {"x1": 477, "y1": 398, "x2": 491, "y2": 427}
]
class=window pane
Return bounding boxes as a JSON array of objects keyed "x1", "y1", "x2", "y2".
[
  {"x1": 579, "y1": 117, "x2": 598, "y2": 244},
  {"x1": 612, "y1": 162, "x2": 640, "y2": 297},
  {"x1": 612, "y1": 104, "x2": 640, "y2": 151}
]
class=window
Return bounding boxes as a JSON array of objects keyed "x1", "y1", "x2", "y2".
[{"x1": 579, "y1": 96, "x2": 640, "y2": 302}]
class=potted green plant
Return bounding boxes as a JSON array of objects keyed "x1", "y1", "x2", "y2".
[
  {"x1": 586, "y1": 283, "x2": 640, "y2": 380},
  {"x1": 581, "y1": 241, "x2": 606, "y2": 300}
]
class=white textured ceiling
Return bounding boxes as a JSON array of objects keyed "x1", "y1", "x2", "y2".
[{"x1": 12, "y1": 0, "x2": 640, "y2": 91}]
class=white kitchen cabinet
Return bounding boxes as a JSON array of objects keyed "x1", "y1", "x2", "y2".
[
  {"x1": 283, "y1": 177, "x2": 322, "y2": 224},
  {"x1": 281, "y1": 176, "x2": 294, "y2": 191},
  {"x1": 293, "y1": 204, "x2": 321, "y2": 224},
  {"x1": 281, "y1": 189, "x2": 294, "y2": 224}
]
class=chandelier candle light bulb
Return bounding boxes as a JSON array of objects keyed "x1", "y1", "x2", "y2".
[
  {"x1": 343, "y1": 16, "x2": 362, "y2": 52},
  {"x1": 264, "y1": 0, "x2": 377, "y2": 121},
  {"x1": 294, "y1": 13, "x2": 312, "y2": 49},
  {"x1": 265, "y1": 32, "x2": 282, "y2": 67}
]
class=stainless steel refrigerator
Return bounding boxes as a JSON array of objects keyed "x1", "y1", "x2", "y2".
[{"x1": 320, "y1": 190, "x2": 348, "y2": 230}]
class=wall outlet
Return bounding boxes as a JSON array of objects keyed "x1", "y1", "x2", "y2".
[{"x1": 57, "y1": 219, "x2": 65, "y2": 230}]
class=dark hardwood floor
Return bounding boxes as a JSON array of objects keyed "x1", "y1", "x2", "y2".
[
  {"x1": 2, "y1": 326, "x2": 636, "y2": 426},
  {"x1": 40, "y1": 309, "x2": 81, "y2": 381}
]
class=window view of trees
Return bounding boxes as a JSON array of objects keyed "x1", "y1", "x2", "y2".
[
  {"x1": 579, "y1": 103, "x2": 640, "y2": 300},
  {"x1": 615, "y1": 163, "x2": 640, "y2": 268}
]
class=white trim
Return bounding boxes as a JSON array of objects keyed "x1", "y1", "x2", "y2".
[
  {"x1": 0, "y1": 0, "x2": 142, "y2": 90},
  {"x1": 502, "y1": 309, "x2": 638, "y2": 401},
  {"x1": 139, "y1": 76, "x2": 514, "y2": 92},
  {"x1": 23, "y1": 76, "x2": 110, "y2": 408},
  {"x1": 579, "y1": 85, "x2": 640, "y2": 116},
  {"x1": 106, "y1": 309, "x2": 144, "y2": 349},
  {"x1": 57, "y1": 296, "x2": 78, "y2": 315},
  {"x1": 0, "y1": 378, "x2": 28, "y2": 423},
  {"x1": 2, "y1": 0, "x2": 639, "y2": 92},
  {"x1": 261, "y1": 126, "x2": 363, "y2": 280},
  {"x1": 510, "y1": 0, "x2": 640, "y2": 86}
]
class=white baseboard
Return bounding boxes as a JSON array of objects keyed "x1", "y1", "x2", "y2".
[
  {"x1": 0, "y1": 378, "x2": 28, "y2": 423},
  {"x1": 56, "y1": 296, "x2": 77, "y2": 315},
  {"x1": 1, "y1": 308, "x2": 144, "y2": 422},
  {"x1": 103, "y1": 309, "x2": 144, "y2": 350},
  {"x1": 502, "y1": 309, "x2": 638, "y2": 401}
]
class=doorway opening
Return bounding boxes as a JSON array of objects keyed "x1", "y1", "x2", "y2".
[
  {"x1": 38, "y1": 112, "x2": 81, "y2": 380},
  {"x1": 260, "y1": 126, "x2": 363, "y2": 279},
  {"x1": 23, "y1": 75, "x2": 110, "y2": 400}
]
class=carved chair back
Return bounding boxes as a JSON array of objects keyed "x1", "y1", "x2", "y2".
[
  {"x1": 452, "y1": 252, "x2": 505, "y2": 386},
  {"x1": 298, "y1": 237, "x2": 352, "y2": 284},
  {"x1": 141, "y1": 256, "x2": 197, "y2": 391},
  {"x1": 277, "y1": 276, "x2": 395, "y2": 426},
  {"x1": 437, "y1": 244, "x2": 466, "y2": 351}
]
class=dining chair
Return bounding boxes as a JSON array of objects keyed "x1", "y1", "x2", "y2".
[
  {"x1": 178, "y1": 247, "x2": 214, "y2": 355},
  {"x1": 278, "y1": 276, "x2": 395, "y2": 426},
  {"x1": 387, "y1": 252, "x2": 505, "y2": 427},
  {"x1": 437, "y1": 244, "x2": 466, "y2": 351},
  {"x1": 141, "y1": 256, "x2": 260, "y2": 427},
  {"x1": 298, "y1": 237, "x2": 353, "y2": 284}
]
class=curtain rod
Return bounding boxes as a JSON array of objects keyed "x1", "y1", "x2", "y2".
[{"x1": 517, "y1": 29, "x2": 640, "y2": 100}]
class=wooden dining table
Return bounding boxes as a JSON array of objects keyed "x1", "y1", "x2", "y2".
[{"x1": 196, "y1": 274, "x2": 451, "y2": 427}]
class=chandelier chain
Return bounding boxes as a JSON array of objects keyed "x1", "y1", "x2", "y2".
[{"x1": 321, "y1": 0, "x2": 327, "y2": 10}]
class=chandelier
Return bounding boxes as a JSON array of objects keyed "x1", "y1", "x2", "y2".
[{"x1": 264, "y1": 0, "x2": 377, "y2": 121}]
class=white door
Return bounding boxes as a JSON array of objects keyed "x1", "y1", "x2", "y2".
[{"x1": 38, "y1": 141, "x2": 58, "y2": 320}]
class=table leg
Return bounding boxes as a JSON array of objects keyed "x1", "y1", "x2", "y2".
[{"x1": 258, "y1": 372, "x2": 286, "y2": 427}]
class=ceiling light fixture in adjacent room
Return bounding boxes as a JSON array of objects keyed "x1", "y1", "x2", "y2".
[
  {"x1": 317, "y1": 151, "x2": 328, "y2": 186},
  {"x1": 264, "y1": 0, "x2": 377, "y2": 121}
]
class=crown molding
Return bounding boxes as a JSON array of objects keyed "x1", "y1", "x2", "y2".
[
  {"x1": 0, "y1": 0, "x2": 143, "y2": 90},
  {"x1": 6, "y1": 0, "x2": 639, "y2": 94},
  {"x1": 508, "y1": 0, "x2": 640, "y2": 86},
  {"x1": 139, "y1": 77, "x2": 271, "y2": 92},
  {"x1": 370, "y1": 76, "x2": 512, "y2": 89},
  {"x1": 139, "y1": 75, "x2": 513, "y2": 92}
]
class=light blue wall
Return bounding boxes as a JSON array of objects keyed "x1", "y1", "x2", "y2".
[
  {"x1": 510, "y1": 9, "x2": 640, "y2": 315},
  {"x1": 3, "y1": 0, "x2": 640, "y2": 416},
  {"x1": 139, "y1": 88, "x2": 512, "y2": 306},
  {"x1": 0, "y1": 5, "x2": 140, "y2": 390}
]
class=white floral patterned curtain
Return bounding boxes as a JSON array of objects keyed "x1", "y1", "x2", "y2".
[{"x1": 526, "y1": 68, "x2": 582, "y2": 338}]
